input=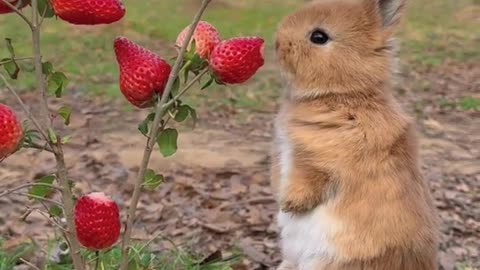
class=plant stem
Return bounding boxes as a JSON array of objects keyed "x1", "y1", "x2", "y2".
[
  {"x1": 0, "y1": 182, "x2": 61, "y2": 198},
  {"x1": 163, "y1": 69, "x2": 208, "y2": 109},
  {"x1": 12, "y1": 192, "x2": 63, "y2": 206},
  {"x1": 0, "y1": 0, "x2": 33, "y2": 29},
  {"x1": 29, "y1": 0, "x2": 85, "y2": 269},
  {"x1": 118, "y1": 1, "x2": 212, "y2": 269},
  {"x1": 0, "y1": 73, "x2": 50, "y2": 144},
  {"x1": 0, "y1": 57, "x2": 33, "y2": 65}
]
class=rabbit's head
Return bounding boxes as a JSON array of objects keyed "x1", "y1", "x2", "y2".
[{"x1": 276, "y1": 0, "x2": 406, "y2": 98}]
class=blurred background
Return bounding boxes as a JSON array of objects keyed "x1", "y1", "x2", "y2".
[{"x1": 0, "y1": 0, "x2": 478, "y2": 269}]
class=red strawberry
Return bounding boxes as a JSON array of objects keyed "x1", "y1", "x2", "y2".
[
  {"x1": 114, "y1": 36, "x2": 172, "y2": 108},
  {"x1": 209, "y1": 37, "x2": 265, "y2": 84},
  {"x1": 51, "y1": 0, "x2": 125, "y2": 25},
  {"x1": 0, "y1": 0, "x2": 29, "y2": 14},
  {"x1": 74, "y1": 192, "x2": 120, "y2": 250},
  {"x1": 0, "y1": 103, "x2": 23, "y2": 159},
  {"x1": 175, "y1": 21, "x2": 221, "y2": 59}
]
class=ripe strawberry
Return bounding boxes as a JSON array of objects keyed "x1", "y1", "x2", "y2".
[
  {"x1": 209, "y1": 37, "x2": 265, "y2": 84},
  {"x1": 114, "y1": 36, "x2": 172, "y2": 108},
  {"x1": 51, "y1": 0, "x2": 125, "y2": 25},
  {"x1": 74, "y1": 192, "x2": 120, "y2": 250},
  {"x1": 175, "y1": 21, "x2": 221, "y2": 59},
  {"x1": 0, "y1": 0, "x2": 28, "y2": 14},
  {"x1": 0, "y1": 103, "x2": 23, "y2": 159}
]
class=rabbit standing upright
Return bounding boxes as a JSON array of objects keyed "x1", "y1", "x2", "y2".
[{"x1": 270, "y1": 0, "x2": 440, "y2": 269}]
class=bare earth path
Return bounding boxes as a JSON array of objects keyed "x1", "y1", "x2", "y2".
[{"x1": 0, "y1": 61, "x2": 478, "y2": 269}]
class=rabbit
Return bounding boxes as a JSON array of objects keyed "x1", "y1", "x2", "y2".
[{"x1": 270, "y1": 0, "x2": 440, "y2": 269}]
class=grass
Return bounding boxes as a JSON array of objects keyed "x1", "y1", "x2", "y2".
[
  {"x1": 0, "y1": 0, "x2": 478, "y2": 110},
  {"x1": 0, "y1": 238, "x2": 241, "y2": 270}
]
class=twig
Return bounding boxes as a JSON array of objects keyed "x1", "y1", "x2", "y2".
[
  {"x1": 0, "y1": 0, "x2": 33, "y2": 29},
  {"x1": 24, "y1": 141, "x2": 55, "y2": 153},
  {"x1": 0, "y1": 56, "x2": 33, "y2": 65},
  {"x1": 118, "y1": 1, "x2": 212, "y2": 269},
  {"x1": 0, "y1": 73, "x2": 51, "y2": 144},
  {"x1": 29, "y1": 0, "x2": 85, "y2": 268},
  {"x1": 12, "y1": 192, "x2": 63, "y2": 207},
  {"x1": 19, "y1": 258, "x2": 41, "y2": 270},
  {"x1": 163, "y1": 69, "x2": 209, "y2": 109},
  {"x1": 32, "y1": 207, "x2": 67, "y2": 232},
  {"x1": 0, "y1": 182, "x2": 61, "y2": 198}
]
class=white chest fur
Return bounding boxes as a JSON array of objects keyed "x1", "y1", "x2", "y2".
[{"x1": 274, "y1": 115, "x2": 339, "y2": 269}]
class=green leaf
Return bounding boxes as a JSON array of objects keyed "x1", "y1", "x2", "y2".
[
  {"x1": 48, "y1": 72, "x2": 69, "y2": 98},
  {"x1": 58, "y1": 106, "x2": 72, "y2": 126},
  {"x1": 157, "y1": 128, "x2": 178, "y2": 157},
  {"x1": 5, "y1": 38, "x2": 15, "y2": 57},
  {"x1": 42, "y1": 61, "x2": 53, "y2": 75},
  {"x1": 4, "y1": 60, "x2": 19, "y2": 79},
  {"x1": 143, "y1": 169, "x2": 163, "y2": 191},
  {"x1": 28, "y1": 176, "x2": 55, "y2": 199},
  {"x1": 173, "y1": 105, "x2": 190, "y2": 122},
  {"x1": 201, "y1": 76, "x2": 215, "y2": 90},
  {"x1": 47, "y1": 128, "x2": 57, "y2": 144},
  {"x1": 171, "y1": 77, "x2": 180, "y2": 96},
  {"x1": 185, "y1": 105, "x2": 197, "y2": 128},
  {"x1": 138, "y1": 112, "x2": 156, "y2": 136},
  {"x1": 37, "y1": 0, "x2": 55, "y2": 18},
  {"x1": 61, "y1": 135, "x2": 73, "y2": 145},
  {"x1": 140, "y1": 253, "x2": 152, "y2": 267},
  {"x1": 49, "y1": 205, "x2": 63, "y2": 217},
  {"x1": 459, "y1": 96, "x2": 480, "y2": 110}
]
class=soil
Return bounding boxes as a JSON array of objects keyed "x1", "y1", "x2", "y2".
[{"x1": 0, "y1": 60, "x2": 478, "y2": 270}]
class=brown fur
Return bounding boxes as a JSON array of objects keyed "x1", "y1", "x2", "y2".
[{"x1": 271, "y1": 0, "x2": 439, "y2": 269}]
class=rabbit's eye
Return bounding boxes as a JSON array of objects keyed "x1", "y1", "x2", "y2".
[{"x1": 310, "y1": 29, "x2": 329, "y2": 45}]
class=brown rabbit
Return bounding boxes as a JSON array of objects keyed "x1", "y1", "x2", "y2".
[{"x1": 270, "y1": 0, "x2": 440, "y2": 269}]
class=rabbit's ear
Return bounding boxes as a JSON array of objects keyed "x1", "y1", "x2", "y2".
[{"x1": 377, "y1": 0, "x2": 407, "y2": 27}]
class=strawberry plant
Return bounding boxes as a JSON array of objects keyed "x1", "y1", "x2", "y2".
[{"x1": 0, "y1": 0, "x2": 265, "y2": 269}]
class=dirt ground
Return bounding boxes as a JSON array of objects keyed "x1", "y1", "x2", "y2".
[{"x1": 0, "y1": 59, "x2": 479, "y2": 270}]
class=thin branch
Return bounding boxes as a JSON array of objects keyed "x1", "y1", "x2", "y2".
[
  {"x1": 118, "y1": 1, "x2": 212, "y2": 269},
  {"x1": 12, "y1": 192, "x2": 63, "y2": 207},
  {"x1": 29, "y1": 0, "x2": 85, "y2": 268},
  {"x1": 0, "y1": 73, "x2": 52, "y2": 147},
  {"x1": 19, "y1": 258, "x2": 41, "y2": 270},
  {"x1": 0, "y1": 0, "x2": 33, "y2": 29},
  {"x1": 24, "y1": 141, "x2": 55, "y2": 153},
  {"x1": 163, "y1": 69, "x2": 209, "y2": 109},
  {"x1": 0, "y1": 57, "x2": 33, "y2": 65},
  {"x1": 0, "y1": 182, "x2": 61, "y2": 198},
  {"x1": 36, "y1": 209, "x2": 67, "y2": 232}
]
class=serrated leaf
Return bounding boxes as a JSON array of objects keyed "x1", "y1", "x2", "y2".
[
  {"x1": 37, "y1": 0, "x2": 55, "y2": 18},
  {"x1": 49, "y1": 205, "x2": 63, "y2": 217},
  {"x1": 58, "y1": 106, "x2": 71, "y2": 126},
  {"x1": 173, "y1": 105, "x2": 190, "y2": 122},
  {"x1": 157, "y1": 128, "x2": 178, "y2": 157},
  {"x1": 29, "y1": 176, "x2": 55, "y2": 199},
  {"x1": 5, "y1": 38, "x2": 15, "y2": 57},
  {"x1": 4, "y1": 60, "x2": 19, "y2": 79},
  {"x1": 48, "y1": 72, "x2": 68, "y2": 98},
  {"x1": 47, "y1": 128, "x2": 57, "y2": 144},
  {"x1": 42, "y1": 61, "x2": 53, "y2": 75},
  {"x1": 138, "y1": 112, "x2": 156, "y2": 136},
  {"x1": 201, "y1": 76, "x2": 215, "y2": 90}
]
